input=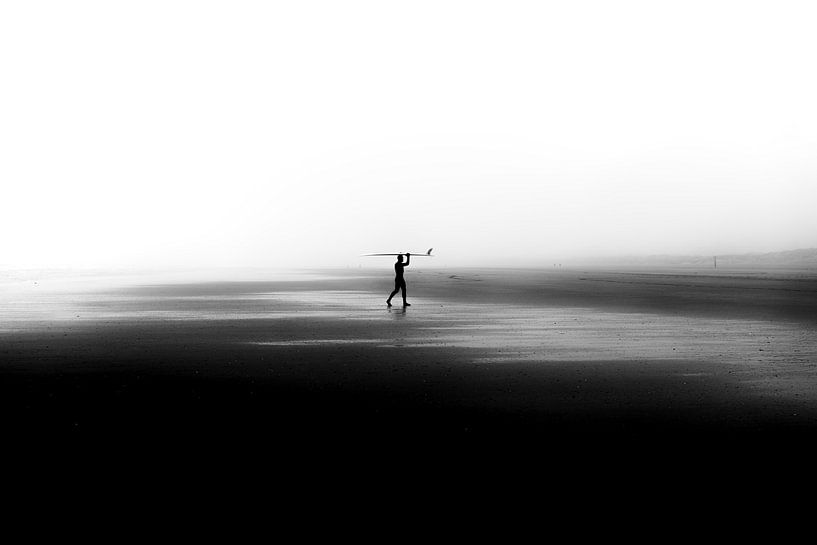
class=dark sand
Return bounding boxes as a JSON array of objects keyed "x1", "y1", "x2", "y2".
[{"x1": 3, "y1": 267, "x2": 817, "y2": 483}]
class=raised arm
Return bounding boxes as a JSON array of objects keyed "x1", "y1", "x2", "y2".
[{"x1": 404, "y1": 253, "x2": 411, "y2": 266}]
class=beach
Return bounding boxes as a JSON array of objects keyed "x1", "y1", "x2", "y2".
[{"x1": 2, "y1": 267, "x2": 817, "y2": 475}]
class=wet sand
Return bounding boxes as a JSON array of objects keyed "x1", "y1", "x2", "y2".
[{"x1": 2, "y1": 267, "x2": 817, "y2": 478}]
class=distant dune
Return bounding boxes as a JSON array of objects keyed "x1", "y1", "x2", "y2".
[{"x1": 572, "y1": 248, "x2": 817, "y2": 269}]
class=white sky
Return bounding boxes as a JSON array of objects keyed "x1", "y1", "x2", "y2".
[{"x1": 2, "y1": 0, "x2": 816, "y2": 268}]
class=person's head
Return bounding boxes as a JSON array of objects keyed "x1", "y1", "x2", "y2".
[{"x1": 397, "y1": 254, "x2": 404, "y2": 262}]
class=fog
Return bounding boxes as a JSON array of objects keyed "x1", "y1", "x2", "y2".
[{"x1": 2, "y1": 1, "x2": 815, "y2": 269}]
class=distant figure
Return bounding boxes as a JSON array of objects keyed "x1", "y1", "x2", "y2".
[{"x1": 386, "y1": 253, "x2": 411, "y2": 307}]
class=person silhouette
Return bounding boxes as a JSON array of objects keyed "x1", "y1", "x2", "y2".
[{"x1": 386, "y1": 253, "x2": 410, "y2": 307}]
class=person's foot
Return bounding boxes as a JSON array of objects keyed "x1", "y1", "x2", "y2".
[
  {"x1": 386, "y1": 300, "x2": 392, "y2": 307},
  {"x1": 403, "y1": 302, "x2": 411, "y2": 307}
]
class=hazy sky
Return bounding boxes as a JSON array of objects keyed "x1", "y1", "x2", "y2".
[{"x1": 2, "y1": 1, "x2": 815, "y2": 268}]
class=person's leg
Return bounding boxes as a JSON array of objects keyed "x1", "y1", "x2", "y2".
[
  {"x1": 387, "y1": 283, "x2": 400, "y2": 306},
  {"x1": 401, "y1": 280, "x2": 409, "y2": 306}
]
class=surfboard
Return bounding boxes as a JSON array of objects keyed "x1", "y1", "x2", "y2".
[{"x1": 363, "y1": 248, "x2": 434, "y2": 257}]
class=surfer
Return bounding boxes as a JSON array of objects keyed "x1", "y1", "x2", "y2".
[{"x1": 386, "y1": 253, "x2": 410, "y2": 307}]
